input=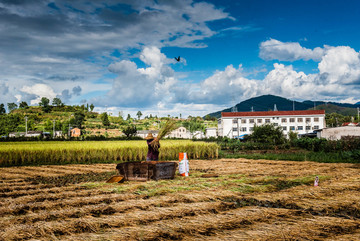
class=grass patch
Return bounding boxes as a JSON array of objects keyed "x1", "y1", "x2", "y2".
[{"x1": 219, "y1": 150, "x2": 360, "y2": 163}]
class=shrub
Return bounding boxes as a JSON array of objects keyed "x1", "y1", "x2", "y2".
[{"x1": 248, "y1": 124, "x2": 286, "y2": 145}]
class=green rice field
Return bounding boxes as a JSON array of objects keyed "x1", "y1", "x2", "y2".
[{"x1": 0, "y1": 140, "x2": 219, "y2": 167}]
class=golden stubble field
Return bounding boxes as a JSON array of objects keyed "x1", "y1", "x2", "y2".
[{"x1": 1, "y1": 159, "x2": 360, "y2": 240}]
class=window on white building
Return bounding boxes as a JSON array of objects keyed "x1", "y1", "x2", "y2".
[
  {"x1": 290, "y1": 118, "x2": 295, "y2": 123},
  {"x1": 314, "y1": 117, "x2": 319, "y2": 122},
  {"x1": 298, "y1": 118, "x2": 303, "y2": 122},
  {"x1": 257, "y1": 119, "x2": 262, "y2": 123},
  {"x1": 313, "y1": 125, "x2": 319, "y2": 130},
  {"x1": 306, "y1": 118, "x2": 311, "y2": 122},
  {"x1": 232, "y1": 119, "x2": 237, "y2": 124},
  {"x1": 249, "y1": 119, "x2": 254, "y2": 123},
  {"x1": 282, "y1": 126, "x2": 287, "y2": 131},
  {"x1": 281, "y1": 118, "x2": 287, "y2": 123},
  {"x1": 241, "y1": 127, "x2": 247, "y2": 132},
  {"x1": 306, "y1": 126, "x2": 311, "y2": 130},
  {"x1": 297, "y1": 126, "x2": 303, "y2": 130},
  {"x1": 265, "y1": 119, "x2": 270, "y2": 123},
  {"x1": 274, "y1": 123, "x2": 278, "y2": 126},
  {"x1": 249, "y1": 127, "x2": 254, "y2": 131},
  {"x1": 290, "y1": 126, "x2": 295, "y2": 131},
  {"x1": 233, "y1": 128, "x2": 237, "y2": 132},
  {"x1": 241, "y1": 119, "x2": 247, "y2": 124}
]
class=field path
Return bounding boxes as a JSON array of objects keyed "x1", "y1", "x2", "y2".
[{"x1": 1, "y1": 159, "x2": 360, "y2": 240}]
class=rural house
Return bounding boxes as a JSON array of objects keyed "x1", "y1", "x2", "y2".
[
  {"x1": 71, "y1": 128, "x2": 81, "y2": 137},
  {"x1": 166, "y1": 127, "x2": 190, "y2": 139}
]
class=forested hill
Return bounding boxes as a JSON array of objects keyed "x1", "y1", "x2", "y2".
[{"x1": 207, "y1": 95, "x2": 360, "y2": 118}]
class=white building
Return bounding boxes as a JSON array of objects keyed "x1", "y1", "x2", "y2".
[
  {"x1": 205, "y1": 127, "x2": 217, "y2": 138},
  {"x1": 167, "y1": 127, "x2": 191, "y2": 139},
  {"x1": 218, "y1": 110, "x2": 326, "y2": 138},
  {"x1": 136, "y1": 130, "x2": 159, "y2": 139},
  {"x1": 317, "y1": 126, "x2": 360, "y2": 140}
]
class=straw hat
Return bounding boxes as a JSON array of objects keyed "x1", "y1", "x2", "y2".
[{"x1": 145, "y1": 133, "x2": 155, "y2": 140}]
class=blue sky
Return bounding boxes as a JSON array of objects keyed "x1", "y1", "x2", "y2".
[{"x1": 0, "y1": 0, "x2": 360, "y2": 117}]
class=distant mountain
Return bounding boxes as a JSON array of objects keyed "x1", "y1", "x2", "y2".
[
  {"x1": 314, "y1": 103, "x2": 358, "y2": 116},
  {"x1": 207, "y1": 95, "x2": 360, "y2": 118}
]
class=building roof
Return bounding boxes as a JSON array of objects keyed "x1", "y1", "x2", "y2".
[
  {"x1": 221, "y1": 110, "x2": 325, "y2": 117},
  {"x1": 342, "y1": 122, "x2": 358, "y2": 126}
]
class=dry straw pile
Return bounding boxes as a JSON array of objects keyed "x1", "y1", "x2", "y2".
[{"x1": 150, "y1": 119, "x2": 177, "y2": 150}]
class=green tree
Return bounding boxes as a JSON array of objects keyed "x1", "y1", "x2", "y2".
[
  {"x1": 19, "y1": 101, "x2": 28, "y2": 109},
  {"x1": 52, "y1": 97, "x2": 63, "y2": 106},
  {"x1": 44, "y1": 118, "x2": 53, "y2": 132},
  {"x1": 0, "y1": 114, "x2": 22, "y2": 135},
  {"x1": 27, "y1": 119, "x2": 35, "y2": 131},
  {"x1": 122, "y1": 125, "x2": 137, "y2": 138},
  {"x1": 39, "y1": 97, "x2": 50, "y2": 107},
  {"x1": 136, "y1": 111, "x2": 142, "y2": 120},
  {"x1": 0, "y1": 103, "x2": 5, "y2": 114},
  {"x1": 100, "y1": 112, "x2": 110, "y2": 127},
  {"x1": 126, "y1": 114, "x2": 131, "y2": 121},
  {"x1": 39, "y1": 97, "x2": 51, "y2": 113},
  {"x1": 90, "y1": 103, "x2": 95, "y2": 112},
  {"x1": 288, "y1": 131, "x2": 298, "y2": 146},
  {"x1": 249, "y1": 124, "x2": 285, "y2": 145},
  {"x1": 183, "y1": 119, "x2": 205, "y2": 137},
  {"x1": 7, "y1": 102, "x2": 18, "y2": 112},
  {"x1": 74, "y1": 111, "x2": 85, "y2": 129}
]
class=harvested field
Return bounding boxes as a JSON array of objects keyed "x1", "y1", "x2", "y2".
[{"x1": 1, "y1": 159, "x2": 360, "y2": 240}]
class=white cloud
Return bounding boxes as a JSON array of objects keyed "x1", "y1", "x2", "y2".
[
  {"x1": 261, "y1": 63, "x2": 316, "y2": 99},
  {"x1": 21, "y1": 83, "x2": 57, "y2": 105},
  {"x1": 259, "y1": 39, "x2": 325, "y2": 61},
  {"x1": 318, "y1": 46, "x2": 360, "y2": 84},
  {"x1": 173, "y1": 64, "x2": 260, "y2": 105},
  {"x1": 94, "y1": 46, "x2": 177, "y2": 107}
]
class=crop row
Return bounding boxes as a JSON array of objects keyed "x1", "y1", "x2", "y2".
[{"x1": 0, "y1": 140, "x2": 219, "y2": 167}]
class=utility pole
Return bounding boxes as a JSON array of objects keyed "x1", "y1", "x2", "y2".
[
  {"x1": 25, "y1": 116, "x2": 28, "y2": 135},
  {"x1": 68, "y1": 115, "x2": 72, "y2": 138},
  {"x1": 53, "y1": 120, "x2": 56, "y2": 138},
  {"x1": 293, "y1": 100, "x2": 295, "y2": 111}
]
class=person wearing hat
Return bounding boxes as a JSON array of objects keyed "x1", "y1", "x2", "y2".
[{"x1": 145, "y1": 133, "x2": 160, "y2": 161}]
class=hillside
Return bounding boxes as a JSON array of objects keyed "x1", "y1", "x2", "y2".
[
  {"x1": 207, "y1": 95, "x2": 360, "y2": 118},
  {"x1": 1, "y1": 106, "x2": 217, "y2": 137},
  {"x1": 314, "y1": 103, "x2": 358, "y2": 116}
]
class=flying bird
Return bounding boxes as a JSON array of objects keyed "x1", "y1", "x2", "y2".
[{"x1": 174, "y1": 56, "x2": 180, "y2": 62}]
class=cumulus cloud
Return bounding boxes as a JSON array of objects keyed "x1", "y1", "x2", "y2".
[
  {"x1": 93, "y1": 46, "x2": 177, "y2": 107},
  {"x1": 20, "y1": 83, "x2": 57, "y2": 105},
  {"x1": 259, "y1": 39, "x2": 325, "y2": 61},
  {"x1": 318, "y1": 46, "x2": 360, "y2": 84},
  {"x1": 173, "y1": 64, "x2": 260, "y2": 105}
]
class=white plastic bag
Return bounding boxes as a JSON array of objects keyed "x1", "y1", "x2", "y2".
[{"x1": 179, "y1": 152, "x2": 189, "y2": 176}]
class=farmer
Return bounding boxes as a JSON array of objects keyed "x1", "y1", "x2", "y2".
[{"x1": 145, "y1": 133, "x2": 160, "y2": 161}]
